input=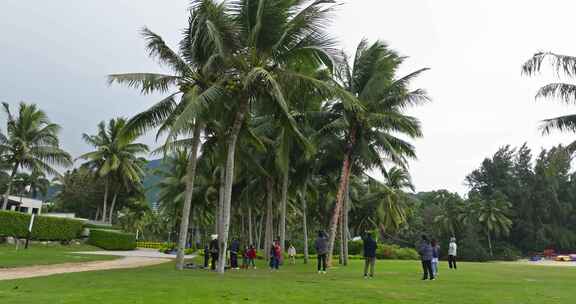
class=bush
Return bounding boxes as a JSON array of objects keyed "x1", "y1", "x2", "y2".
[
  {"x1": 88, "y1": 229, "x2": 136, "y2": 250},
  {"x1": 0, "y1": 210, "x2": 84, "y2": 241},
  {"x1": 348, "y1": 240, "x2": 363, "y2": 255},
  {"x1": 493, "y1": 243, "x2": 522, "y2": 261},
  {"x1": 376, "y1": 243, "x2": 419, "y2": 260}
]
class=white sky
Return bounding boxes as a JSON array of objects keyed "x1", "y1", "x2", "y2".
[{"x1": 1, "y1": 0, "x2": 575, "y2": 194}]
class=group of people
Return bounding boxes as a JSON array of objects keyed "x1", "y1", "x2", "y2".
[
  {"x1": 202, "y1": 231, "x2": 459, "y2": 281},
  {"x1": 418, "y1": 235, "x2": 458, "y2": 280},
  {"x1": 204, "y1": 234, "x2": 258, "y2": 271}
]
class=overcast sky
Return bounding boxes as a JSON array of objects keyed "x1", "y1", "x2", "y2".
[{"x1": 1, "y1": 0, "x2": 575, "y2": 194}]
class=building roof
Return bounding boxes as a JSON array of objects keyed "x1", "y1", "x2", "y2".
[{"x1": 7, "y1": 195, "x2": 43, "y2": 207}]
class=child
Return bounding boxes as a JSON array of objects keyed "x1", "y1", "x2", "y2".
[
  {"x1": 288, "y1": 244, "x2": 297, "y2": 264},
  {"x1": 241, "y1": 246, "x2": 250, "y2": 269},
  {"x1": 247, "y1": 245, "x2": 257, "y2": 269},
  {"x1": 431, "y1": 239, "x2": 440, "y2": 278}
]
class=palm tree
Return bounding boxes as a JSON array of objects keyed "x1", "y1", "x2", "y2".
[
  {"x1": 79, "y1": 118, "x2": 148, "y2": 224},
  {"x1": 326, "y1": 40, "x2": 429, "y2": 264},
  {"x1": 0, "y1": 102, "x2": 72, "y2": 210},
  {"x1": 108, "y1": 0, "x2": 233, "y2": 270},
  {"x1": 210, "y1": 0, "x2": 342, "y2": 273},
  {"x1": 523, "y1": 52, "x2": 576, "y2": 152},
  {"x1": 464, "y1": 193, "x2": 512, "y2": 256}
]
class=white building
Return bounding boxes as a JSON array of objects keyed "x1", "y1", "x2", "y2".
[{"x1": 5, "y1": 195, "x2": 43, "y2": 215}]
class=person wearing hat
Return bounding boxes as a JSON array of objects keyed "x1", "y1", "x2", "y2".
[
  {"x1": 448, "y1": 237, "x2": 458, "y2": 269},
  {"x1": 209, "y1": 234, "x2": 219, "y2": 271}
]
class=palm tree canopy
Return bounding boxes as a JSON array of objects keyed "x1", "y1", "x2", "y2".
[{"x1": 0, "y1": 102, "x2": 72, "y2": 176}]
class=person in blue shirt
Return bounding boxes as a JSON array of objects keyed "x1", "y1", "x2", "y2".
[
  {"x1": 418, "y1": 235, "x2": 435, "y2": 280},
  {"x1": 363, "y1": 232, "x2": 377, "y2": 278}
]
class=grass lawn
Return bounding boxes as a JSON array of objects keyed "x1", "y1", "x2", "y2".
[
  {"x1": 0, "y1": 243, "x2": 118, "y2": 268},
  {"x1": 0, "y1": 258, "x2": 574, "y2": 303}
]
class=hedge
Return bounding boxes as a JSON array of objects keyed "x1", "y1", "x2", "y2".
[
  {"x1": 0, "y1": 210, "x2": 84, "y2": 241},
  {"x1": 88, "y1": 229, "x2": 136, "y2": 250}
]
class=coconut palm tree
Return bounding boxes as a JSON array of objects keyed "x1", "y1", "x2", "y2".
[
  {"x1": 108, "y1": 0, "x2": 234, "y2": 270},
  {"x1": 211, "y1": 0, "x2": 345, "y2": 273},
  {"x1": 325, "y1": 40, "x2": 429, "y2": 264},
  {"x1": 79, "y1": 118, "x2": 148, "y2": 223},
  {"x1": 0, "y1": 102, "x2": 72, "y2": 210},
  {"x1": 522, "y1": 52, "x2": 576, "y2": 152},
  {"x1": 463, "y1": 193, "x2": 512, "y2": 256}
]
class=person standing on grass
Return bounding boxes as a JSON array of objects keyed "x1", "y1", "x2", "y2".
[
  {"x1": 315, "y1": 231, "x2": 328, "y2": 274},
  {"x1": 230, "y1": 238, "x2": 240, "y2": 270},
  {"x1": 269, "y1": 240, "x2": 281, "y2": 271},
  {"x1": 247, "y1": 244, "x2": 257, "y2": 269},
  {"x1": 363, "y1": 232, "x2": 377, "y2": 279},
  {"x1": 431, "y1": 239, "x2": 440, "y2": 278},
  {"x1": 209, "y1": 234, "x2": 219, "y2": 271},
  {"x1": 418, "y1": 235, "x2": 434, "y2": 280},
  {"x1": 203, "y1": 244, "x2": 210, "y2": 269},
  {"x1": 448, "y1": 237, "x2": 458, "y2": 269},
  {"x1": 288, "y1": 243, "x2": 297, "y2": 264}
]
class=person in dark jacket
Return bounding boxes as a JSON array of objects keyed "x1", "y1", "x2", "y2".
[
  {"x1": 203, "y1": 244, "x2": 210, "y2": 269},
  {"x1": 230, "y1": 238, "x2": 240, "y2": 270},
  {"x1": 363, "y1": 232, "x2": 377, "y2": 278},
  {"x1": 315, "y1": 231, "x2": 328, "y2": 274},
  {"x1": 209, "y1": 234, "x2": 219, "y2": 271},
  {"x1": 269, "y1": 240, "x2": 281, "y2": 270},
  {"x1": 418, "y1": 235, "x2": 434, "y2": 280}
]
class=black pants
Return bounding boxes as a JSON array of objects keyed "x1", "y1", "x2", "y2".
[
  {"x1": 317, "y1": 254, "x2": 327, "y2": 271},
  {"x1": 210, "y1": 253, "x2": 218, "y2": 270},
  {"x1": 421, "y1": 260, "x2": 434, "y2": 280},
  {"x1": 448, "y1": 255, "x2": 457, "y2": 269},
  {"x1": 204, "y1": 253, "x2": 209, "y2": 268},
  {"x1": 230, "y1": 253, "x2": 238, "y2": 268}
]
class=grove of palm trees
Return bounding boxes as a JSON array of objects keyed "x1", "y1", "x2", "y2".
[{"x1": 2, "y1": 1, "x2": 576, "y2": 303}]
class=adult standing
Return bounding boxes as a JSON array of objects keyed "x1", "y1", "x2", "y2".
[
  {"x1": 315, "y1": 231, "x2": 328, "y2": 274},
  {"x1": 269, "y1": 240, "x2": 281, "y2": 270},
  {"x1": 418, "y1": 235, "x2": 434, "y2": 280},
  {"x1": 230, "y1": 238, "x2": 240, "y2": 270},
  {"x1": 363, "y1": 232, "x2": 377, "y2": 278},
  {"x1": 448, "y1": 237, "x2": 458, "y2": 269},
  {"x1": 209, "y1": 234, "x2": 219, "y2": 271}
]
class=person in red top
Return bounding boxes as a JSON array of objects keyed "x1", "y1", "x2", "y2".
[{"x1": 247, "y1": 245, "x2": 257, "y2": 269}]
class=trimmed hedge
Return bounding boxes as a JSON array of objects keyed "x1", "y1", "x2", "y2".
[
  {"x1": 88, "y1": 229, "x2": 136, "y2": 250},
  {"x1": 0, "y1": 210, "x2": 84, "y2": 241}
]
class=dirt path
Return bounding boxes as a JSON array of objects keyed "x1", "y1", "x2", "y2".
[{"x1": 0, "y1": 256, "x2": 168, "y2": 281}]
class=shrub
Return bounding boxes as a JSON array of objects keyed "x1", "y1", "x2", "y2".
[
  {"x1": 88, "y1": 229, "x2": 136, "y2": 250},
  {"x1": 376, "y1": 243, "x2": 419, "y2": 260},
  {"x1": 348, "y1": 240, "x2": 363, "y2": 255},
  {"x1": 493, "y1": 243, "x2": 522, "y2": 261},
  {"x1": 0, "y1": 210, "x2": 84, "y2": 241}
]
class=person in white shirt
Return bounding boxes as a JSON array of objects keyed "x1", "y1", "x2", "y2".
[
  {"x1": 288, "y1": 244, "x2": 297, "y2": 264},
  {"x1": 448, "y1": 237, "x2": 458, "y2": 269}
]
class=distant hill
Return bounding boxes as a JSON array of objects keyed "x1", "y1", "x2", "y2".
[{"x1": 143, "y1": 158, "x2": 165, "y2": 208}]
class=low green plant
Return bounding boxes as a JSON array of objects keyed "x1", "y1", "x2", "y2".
[
  {"x1": 0, "y1": 210, "x2": 84, "y2": 241},
  {"x1": 88, "y1": 229, "x2": 135, "y2": 250}
]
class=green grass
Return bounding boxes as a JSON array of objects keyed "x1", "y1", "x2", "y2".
[
  {"x1": 0, "y1": 243, "x2": 118, "y2": 268},
  {"x1": 1, "y1": 258, "x2": 575, "y2": 303}
]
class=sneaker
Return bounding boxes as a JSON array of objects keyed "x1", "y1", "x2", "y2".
[
  {"x1": 318, "y1": 271, "x2": 322, "y2": 274},
  {"x1": 364, "y1": 275, "x2": 368, "y2": 279}
]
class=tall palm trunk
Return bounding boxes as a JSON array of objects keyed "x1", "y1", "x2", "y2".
[
  {"x1": 101, "y1": 177, "x2": 109, "y2": 223},
  {"x1": 248, "y1": 206, "x2": 253, "y2": 246},
  {"x1": 339, "y1": 206, "x2": 344, "y2": 264},
  {"x1": 108, "y1": 191, "x2": 118, "y2": 224},
  {"x1": 257, "y1": 214, "x2": 264, "y2": 250},
  {"x1": 279, "y1": 162, "x2": 289, "y2": 250},
  {"x1": 487, "y1": 231, "x2": 493, "y2": 257},
  {"x1": 327, "y1": 130, "x2": 356, "y2": 266},
  {"x1": 176, "y1": 124, "x2": 202, "y2": 270},
  {"x1": 342, "y1": 185, "x2": 350, "y2": 265},
  {"x1": 264, "y1": 177, "x2": 275, "y2": 260},
  {"x1": 217, "y1": 101, "x2": 248, "y2": 273},
  {"x1": 301, "y1": 184, "x2": 309, "y2": 264},
  {"x1": 216, "y1": 168, "x2": 225, "y2": 235},
  {"x1": 2, "y1": 163, "x2": 19, "y2": 210}
]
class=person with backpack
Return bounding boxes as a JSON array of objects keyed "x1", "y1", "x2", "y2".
[
  {"x1": 269, "y1": 240, "x2": 281, "y2": 271},
  {"x1": 315, "y1": 231, "x2": 328, "y2": 274},
  {"x1": 363, "y1": 232, "x2": 377, "y2": 278},
  {"x1": 209, "y1": 234, "x2": 219, "y2": 271},
  {"x1": 418, "y1": 235, "x2": 435, "y2": 280}
]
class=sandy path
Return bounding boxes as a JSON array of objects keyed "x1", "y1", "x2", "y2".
[
  {"x1": 0, "y1": 256, "x2": 168, "y2": 281},
  {"x1": 502, "y1": 260, "x2": 576, "y2": 267}
]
